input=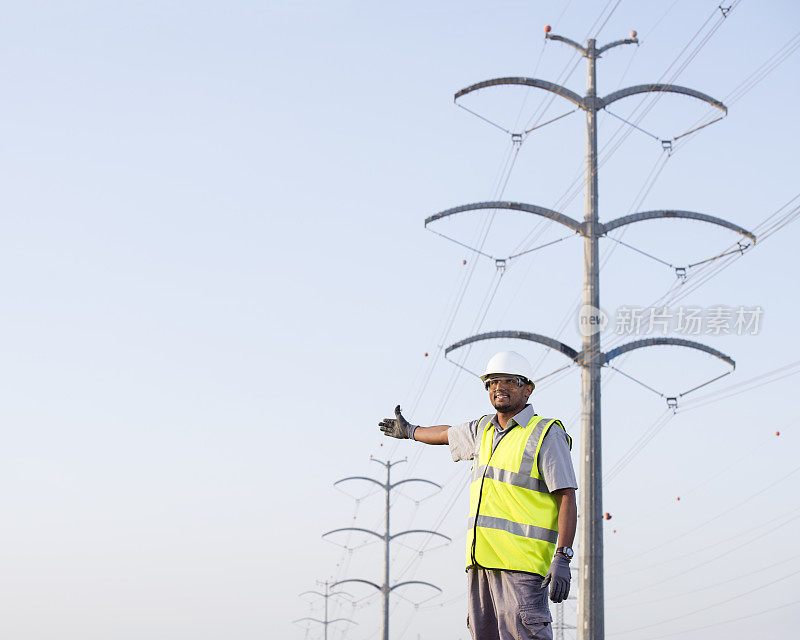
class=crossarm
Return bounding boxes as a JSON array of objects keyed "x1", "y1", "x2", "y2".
[
  {"x1": 391, "y1": 478, "x2": 442, "y2": 490},
  {"x1": 425, "y1": 201, "x2": 583, "y2": 234},
  {"x1": 390, "y1": 580, "x2": 443, "y2": 593},
  {"x1": 332, "y1": 578, "x2": 381, "y2": 591},
  {"x1": 597, "y1": 38, "x2": 639, "y2": 55},
  {"x1": 601, "y1": 209, "x2": 755, "y2": 242},
  {"x1": 603, "y1": 337, "x2": 735, "y2": 368},
  {"x1": 454, "y1": 77, "x2": 585, "y2": 110},
  {"x1": 445, "y1": 330, "x2": 580, "y2": 363},
  {"x1": 390, "y1": 529, "x2": 452, "y2": 542},
  {"x1": 323, "y1": 527, "x2": 383, "y2": 540},
  {"x1": 293, "y1": 617, "x2": 324, "y2": 624},
  {"x1": 293, "y1": 615, "x2": 357, "y2": 628},
  {"x1": 602, "y1": 84, "x2": 727, "y2": 113},
  {"x1": 545, "y1": 33, "x2": 586, "y2": 54},
  {"x1": 334, "y1": 476, "x2": 385, "y2": 489}
]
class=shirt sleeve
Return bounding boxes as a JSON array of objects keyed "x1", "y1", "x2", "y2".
[
  {"x1": 538, "y1": 424, "x2": 578, "y2": 492},
  {"x1": 448, "y1": 419, "x2": 481, "y2": 462}
]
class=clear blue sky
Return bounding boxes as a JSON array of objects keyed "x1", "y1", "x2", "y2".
[{"x1": 0, "y1": 2, "x2": 798, "y2": 639}]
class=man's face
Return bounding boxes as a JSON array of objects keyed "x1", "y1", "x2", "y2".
[{"x1": 486, "y1": 376, "x2": 533, "y2": 414}]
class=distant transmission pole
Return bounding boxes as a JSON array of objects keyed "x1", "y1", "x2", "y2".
[
  {"x1": 294, "y1": 580, "x2": 356, "y2": 640},
  {"x1": 554, "y1": 565, "x2": 577, "y2": 640},
  {"x1": 323, "y1": 457, "x2": 450, "y2": 640},
  {"x1": 553, "y1": 597, "x2": 576, "y2": 640},
  {"x1": 428, "y1": 28, "x2": 756, "y2": 640}
]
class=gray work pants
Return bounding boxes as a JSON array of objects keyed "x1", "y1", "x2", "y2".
[{"x1": 467, "y1": 568, "x2": 552, "y2": 640}]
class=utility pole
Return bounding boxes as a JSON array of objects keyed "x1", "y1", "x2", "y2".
[
  {"x1": 426, "y1": 29, "x2": 756, "y2": 640},
  {"x1": 323, "y1": 458, "x2": 450, "y2": 640},
  {"x1": 294, "y1": 581, "x2": 356, "y2": 640}
]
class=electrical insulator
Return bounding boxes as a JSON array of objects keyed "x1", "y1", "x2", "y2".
[
  {"x1": 544, "y1": 25, "x2": 552, "y2": 33},
  {"x1": 604, "y1": 512, "x2": 612, "y2": 520},
  {"x1": 424, "y1": 352, "x2": 428, "y2": 357},
  {"x1": 630, "y1": 29, "x2": 637, "y2": 39},
  {"x1": 462, "y1": 259, "x2": 467, "y2": 265},
  {"x1": 776, "y1": 431, "x2": 781, "y2": 436}
]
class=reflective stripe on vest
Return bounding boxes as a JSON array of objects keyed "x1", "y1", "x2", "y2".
[{"x1": 466, "y1": 414, "x2": 569, "y2": 576}]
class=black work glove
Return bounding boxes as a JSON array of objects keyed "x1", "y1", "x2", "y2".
[
  {"x1": 541, "y1": 552, "x2": 571, "y2": 603},
  {"x1": 379, "y1": 405, "x2": 415, "y2": 439}
]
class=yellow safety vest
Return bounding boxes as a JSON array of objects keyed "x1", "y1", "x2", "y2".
[{"x1": 466, "y1": 414, "x2": 572, "y2": 576}]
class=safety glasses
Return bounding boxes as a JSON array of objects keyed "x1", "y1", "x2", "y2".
[{"x1": 484, "y1": 376, "x2": 525, "y2": 391}]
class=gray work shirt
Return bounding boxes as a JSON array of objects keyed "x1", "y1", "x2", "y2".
[{"x1": 448, "y1": 404, "x2": 577, "y2": 492}]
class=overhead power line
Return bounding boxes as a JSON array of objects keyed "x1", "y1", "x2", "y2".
[
  {"x1": 608, "y1": 505, "x2": 800, "y2": 580},
  {"x1": 612, "y1": 566, "x2": 800, "y2": 635},
  {"x1": 610, "y1": 462, "x2": 800, "y2": 573},
  {"x1": 610, "y1": 548, "x2": 800, "y2": 609},
  {"x1": 632, "y1": 597, "x2": 800, "y2": 640}
]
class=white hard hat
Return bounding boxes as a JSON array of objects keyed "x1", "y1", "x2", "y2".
[{"x1": 481, "y1": 351, "x2": 535, "y2": 388}]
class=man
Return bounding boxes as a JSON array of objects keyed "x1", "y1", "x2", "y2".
[{"x1": 379, "y1": 350, "x2": 577, "y2": 640}]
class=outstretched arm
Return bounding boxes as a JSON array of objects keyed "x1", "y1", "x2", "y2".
[
  {"x1": 378, "y1": 405, "x2": 450, "y2": 445},
  {"x1": 412, "y1": 425, "x2": 450, "y2": 445}
]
